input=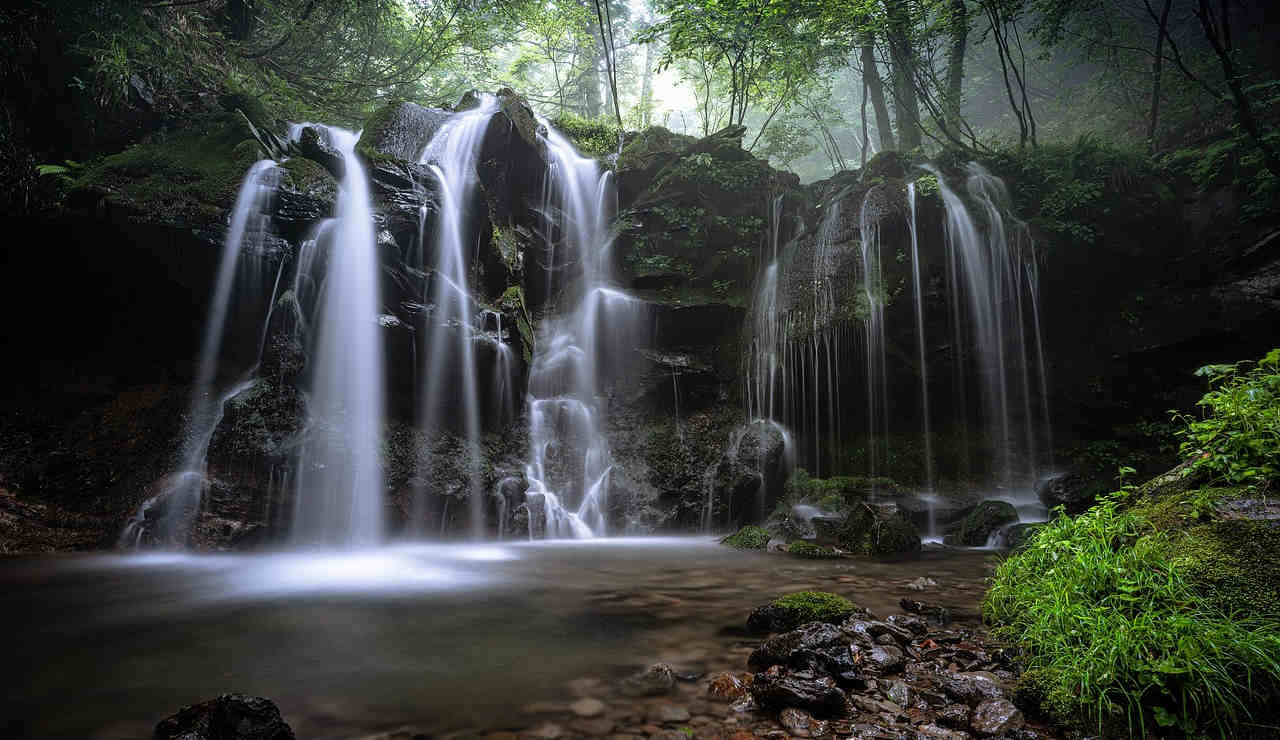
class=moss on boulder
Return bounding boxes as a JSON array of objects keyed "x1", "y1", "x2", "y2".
[
  {"x1": 721, "y1": 524, "x2": 771, "y2": 549},
  {"x1": 814, "y1": 502, "x2": 921, "y2": 557},
  {"x1": 71, "y1": 112, "x2": 266, "y2": 227},
  {"x1": 954, "y1": 500, "x2": 1019, "y2": 546},
  {"x1": 746, "y1": 591, "x2": 859, "y2": 633}
]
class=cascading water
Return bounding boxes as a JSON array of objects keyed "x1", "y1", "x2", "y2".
[
  {"x1": 121, "y1": 160, "x2": 280, "y2": 547},
  {"x1": 414, "y1": 95, "x2": 498, "y2": 539},
  {"x1": 291, "y1": 126, "x2": 387, "y2": 546},
  {"x1": 925, "y1": 162, "x2": 1052, "y2": 511},
  {"x1": 523, "y1": 123, "x2": 645, "y2": 538},
  {"x1": 858, "y1": 196, "x2": 889, "y2": 486}
]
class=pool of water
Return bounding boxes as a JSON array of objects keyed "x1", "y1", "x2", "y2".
[{"x1": 1, "y1": 538, "x2": 1000, "y2": 739}]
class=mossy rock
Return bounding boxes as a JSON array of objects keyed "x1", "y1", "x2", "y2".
[
  {"x1": 746, "y1": 591, "x2": 858, "y2": 633},
  {"x1": 814, "y1": 503, "x2": 921, "y2": 557},
  {"x1": 783, "y1": 469, "x2": 898, "y2": 511},
  {"x1": 862, "y1": 150, "x2": 909, "y2": 182},
  {"x1": 786, "y1": 541, "x2": 842, "y2": 559},
  {"x1": 617, "y1": 125, "x2": 696, "y2": 173},
  {"x1": 955, "y1": 500, "x2": 1019, "y2": 546},
  {"x1": 721, "y1": 524, "x2": 771, "y2": 549},
  {"x1": 355, "y1": 100, "x2": 450, "y2": 164},
  {"x1": 71, "y1": 113, "x2": 266, "y2": 227}
]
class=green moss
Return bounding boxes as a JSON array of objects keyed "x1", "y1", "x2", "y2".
[
  {"x1": 278, "y1": 156, "x2": 336, "y2": 195},
  {"x1": 956, "y1": 500, "x2": 1019, "y2": 546},
  {"x1": 498, "y1": 285, "x2": 534, "y2": 365},
  {"x1": 73, "y1": 113, "x2": 265, "y2": 225},
  {"x1": 617, "y1": 126, "x2": 695, "y2": 172},
  {"x1": 770, "y1": 591, "x2": 856, "y2": 622},
  {"x1": 782, "y1": 469, "x2": 894, "y2": 510},
  {"x1": 721, "y1": 524, "x2": 771, "y2": 549},
  {"x1": 354, "y1": 100, "x2": 405, "y2": 165},
  {"x1": 786, "y1": 541, "x2": 841, "y2": 559},
  {"x1": 550, "y1": 113, "x2": 620, "y2": 158}
]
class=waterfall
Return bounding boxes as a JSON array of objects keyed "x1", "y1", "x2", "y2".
[
  {"x1": 907, "y1": 183, "x2": 935, "y2": 495},
  {"x1": 523, "y1": 123, "x2": 645, "y2": 538},
  {"x1": 858, "y1": 196, "x2": 888, "y2": 486},
  {"x1": 292, "y1": 126, "x2": 386, "y2": 546},
  {"x1": 120, "y1": 160, "x2": 279, "y2": 547},
  {"x1": 414, "y1": 95, "x2": 498, "y2": 539},
  {"x1": 924, "y1": 162, "x2": 1052, "y2": 490}
]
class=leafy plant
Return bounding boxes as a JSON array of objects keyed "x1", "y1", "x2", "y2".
[{"x1": 1173, "y1": 349, "x2": 1280, "y2": 486}]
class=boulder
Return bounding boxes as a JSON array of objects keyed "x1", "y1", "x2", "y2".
[
  {"x1": 814, "y1": 503, "x2": 921, "y2": 557},
  {"x1": 969, "y1": 698, "x2": 1024, "y2": 736},
  {"x1": 296, "y1": 125, "x2": 345, "y2": 179},
  {"x1": 153, "y1": 694, "x2": 294, "y2": 740},
  {"x1": 952, "y1": 501, "x2": 1019, "y2": 546},
  {"x1": 751, "y1": 668, "x2": 849, "y2": 717},
  {"x1": 746, "y1": 592, "x2": 861, "y2": 634},
  {"x1": 273, "y1": 157, "x2": 337, "y2": 241},
  {"x1": 1035, "y1": 470, "x2": 1105, "y2": 516},
  {"x1": 356, "y1": 101, "x2": 451, "y2": 162},
  {"x1": 748, "y1": 621, "x2": 846, "y2": 669}
]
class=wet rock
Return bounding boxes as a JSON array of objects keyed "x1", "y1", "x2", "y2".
[
  {"x1": 528, "y1": 723, "x2": 564, "y2": 739},
  {"x1": 750, "y1": 668, "x2": 849, "y2": 717},
  {"x1": 937, "y1": 704, "x2": 970, "y2": 730},
  {"x1": 274, "y1": 156, "x2": 337, "y2": 238},
  {"x1": 778, "y1": 707, "x2": 818, "y2": 736},
  {"x1": 969, "y1": 699, "x2": 1023, "y2": 736},
  {"x1": 816, "y1": 503, "x2": 921, "y2": 556},
  {"x1": 1035, "y1": 470, "x2": 1105, "y2": 516},
  {"x1": 706, "y1": 672, "x2": 751, "y2": 701},
  {"x1": 905, "y1": 577, "x2": 938, "y2": 591},
  {"x1": 357, "y1": 101, "x2": 451, "y2": 162},
  {"x1": 621, "y1": 663, "x2": 677, "y2": 697},
  {"x1": 884, "y1": 680, "x2": 914, "y2": 707},
  {"x1": 935, "y1": 672, "x2": 1010, "y2": 707},
  {"x1": 1004, "y1": 523, "x2": 1044, "y2": 551},
  {"x1": 297, "y1": 125, "x2": 345, "y2": 180},
  {"x1": 856, "y1": 644, "x2": 905, "y2": 675},
  {"x1": 916, "y1": 723, "x2": 971, "y2": 740},
  {"x1": 570, "y1": 698, "x2": 607, "y2": 717},
  {"x1": 749, "y1": 622, "x2": 845, "y2": 670},
  {"x1": 885, "y1": 614, "x2": 929, "y2": 636},
  {"x1": 898, "y1": 599, "x2": 952, "y2": 625},
  {"x1": 953, "y1": 501, "x2": 1018, "y2": 546},
  {"x1": 153, "y1": 694, "x2": 294, "y2": 740},
  {"x1": 747, "y1": 592, "x2": 861, "y2": 634}
]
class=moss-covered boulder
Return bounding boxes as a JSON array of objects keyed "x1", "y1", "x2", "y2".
[
  {"x1": 813, "y1": 502, "x2": 921, "y2": 557},
  {"x1": 721, "y1": 524, "x2": 771, "y2": 549},
  {"x1": 746, "y1": 591, "x2": 859, "y2": 633},
  {"x1": 1004, "y1": 522, "x2": 1044, "y2": 551},
  {"x1": 355, "y1": 100, "x2": 450, "y2": 163},
  {"x1": 954, "y1": 500, "x2": 1019, "y2": 546},
  {"x1": 273, "y1": 156, "x2": 337, "y2": 240}
]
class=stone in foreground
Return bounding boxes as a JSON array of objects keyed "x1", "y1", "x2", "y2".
[{"x1": 154, "y1": 694, "x2": 294, "y2": 740}]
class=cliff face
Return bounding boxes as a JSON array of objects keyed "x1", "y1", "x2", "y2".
[{"x1": 1, "y1": 94, "x2": 1276, "y2": 551}]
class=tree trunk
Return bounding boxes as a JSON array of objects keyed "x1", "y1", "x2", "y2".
[
  {"x1": 638, "y1": 36, "x2": 654, "y2": 127},
  {"x1": 885, "y1": 0, "x2": 922, "y2": 150},
  {"x1": 1194, "y1": 0, "x2": 1280, "y2": 176},
  {"x1": 1147, "y1": 0, "x2": 1172, "y2": 151},
  {"x1": 862, "y1": 42, "x2": 896, "y2": 152},
  {"x1": 945, "y1": 0, "x2": 969, "y2": 131}
]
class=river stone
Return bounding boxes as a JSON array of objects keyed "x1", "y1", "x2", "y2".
[
  {"x1": 778, "y1": 707, "x2": 816, "y2": 736},
  {"x1": 970, "y1": 698, "x2": 1023, "y2": 736},
  {"x1": 706, "y1": 671, "x2": 751, "y2": 701},
  {"x1": 1035, "y1": 470, "x2": 1105, "y2": 516},
  {"x1": 749, "y1": 622, "x2": 845, "y2": 670},
  {"x1": 153, "y1": 694, "x2": 294, "y2": 740},
  {"x1": 916, "y1": 723, "x2": 971, "y2": 740},
  {"x1": 621, "y1": 663, "x2": 677, "y2": 696},
  {"x1": 750, "y1": 669, "x2": 849, "y2": 717},
  {"x1": 885, "y1": 680, "x2": 914, "y2": 707},
  {"x1": 570, "y1": 718, "x2": 616, "y2": 736},
  {"x1": 937, "y1": 703, "x2": 970, "y2": 729},
  {"x1": 936, "y1": 672, "x2": 1010, "y2": 706},
  {"x1": 570, "y1": 698, "x2": 607, "y2": 717},
  {"x1": 884, "y1": 614, "x2": 928, "y2": 636},
  {"x1": 858, "y1": 644, "x2": 905, "y2": 675},
  {"x1": 954, "y1": 501, "x2": 1019, "y2": 546}
]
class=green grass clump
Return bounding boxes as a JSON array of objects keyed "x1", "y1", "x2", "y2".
[
  {"x1": 549, "y1": 112, "x2": 621, "y2": 158},
  {"x1": 720, "y1": 525, "x2": 770, "y2": 549},
  {"x1": 771, "y1": 591, "x2": 855, "y2": 623},
  {"x1": 786, "y1": 541, "x2": 841, "y2": 559},
  {"x1": 985, "y1": 492, "x2": 1280, "y2": 735}
]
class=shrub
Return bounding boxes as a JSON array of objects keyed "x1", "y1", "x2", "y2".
[
  {"x1": 721, "y1": 525, "x2": 770, "y2": 549},
  {"x1": 1173, "y1": 349, "x2": 1280, "y2": 486}
]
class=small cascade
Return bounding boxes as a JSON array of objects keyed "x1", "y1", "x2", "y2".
[
  {"x1": 924, "y1": 162, "x2": 1052, "y2": 491},
  {"x1": 907, "y1": 183, "x2": 936, "y2": 494},
  {"x1": 523, "y1": 123, "x2": 646, "y2": 538},
  {"x1": 292, "y1": 126, "x2": 387, "y2": 546},
  {"x1": 858, "y1": 196, "x2": 889, "y2": 486},
  {"x1": 121, "y1": 160, "x2": 279, "y2": 547},
  {"x1": 414, "y1": 95, "x2": 499, "y2": 539}
]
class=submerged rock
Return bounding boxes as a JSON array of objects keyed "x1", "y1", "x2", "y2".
[
  {"x1": 153, "y1": 694, "x2": 294, "y2": 740},
  {"x1": 620, "y1": 662, "x2": 676, "y2": 697}
]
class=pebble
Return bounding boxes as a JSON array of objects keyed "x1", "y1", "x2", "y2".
[
  {"x1": 648, "y1": 704, "x2": 691, "y2": 724},
  {"x1": 571, "y1": 718, "x2": 617, "y2": 736},
  {"x1": 571, "y1": 698, "x2": 608, "y2": 718},
  {"x1": 527, "y1": 723, "x2": 564, "y2": 740}
]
